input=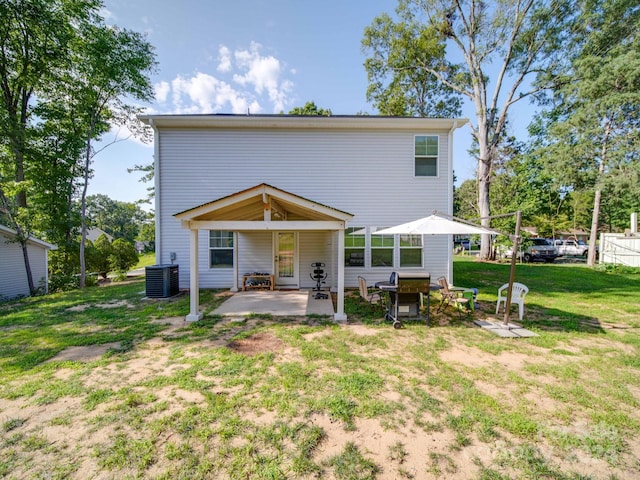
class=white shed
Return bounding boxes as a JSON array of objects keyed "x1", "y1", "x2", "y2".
[{"x1": 0, "y1": 225, "x2": 57, "y2": 300}]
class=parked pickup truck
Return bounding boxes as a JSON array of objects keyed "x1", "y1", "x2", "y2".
[
  {"x1": 523, "y1": 238, "x2": 559, "y2": 263},
  {"x1": 554, "y1": 239, "x2": 590, "y2": 257}
]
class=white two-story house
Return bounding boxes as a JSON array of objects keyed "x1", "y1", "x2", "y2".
[{"x1": 140, "y1": 114, "x2": 467, "y2": 321}]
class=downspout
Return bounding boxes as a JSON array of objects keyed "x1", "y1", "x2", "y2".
[
  {"x1": 150, "y1": 118, "x2": 161, "y2": 265},
  {"x1": 447, "y1": 121, "x2": 458, "y2": 283}
]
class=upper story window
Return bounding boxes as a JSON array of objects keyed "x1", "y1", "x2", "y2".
[
  {"x1": 345, "y1": 227, "x2": 365, "y2": 267},
  {"x1": 415, "y1": 135, "x2": 438, "y2": 177},
  {"x1": 209, "y1": 231, "x2": 234, "y2": 268}
]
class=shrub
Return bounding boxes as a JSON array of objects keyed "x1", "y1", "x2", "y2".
[
  {"x1": 87, "y1": 235, "x2": 113, "y2": 278},
  {"x1": 109, "y1": 239, "x2": 139, "y2": 273}
]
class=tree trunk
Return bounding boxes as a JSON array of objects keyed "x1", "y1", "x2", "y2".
[
  {"x1": 587, "y1": 188, "x2": 601, "y2": 266},
  {"x1": 478, "y1": 161, "x2": 492, "y2": 259},
  {"x1": 20, "y1": 239, "x2": 36, "y2": 294},
  {"x1": 476, "y1": 121, "x2": 493, "y2": 260},
  {"x1": 79, "y1": 130, "x2": 93, "y2": 289},
  {"x1": 587, "y1": 121, "x2": 610, "y2": 266}
]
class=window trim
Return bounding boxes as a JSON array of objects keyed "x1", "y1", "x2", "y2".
[{"x1": 414, "y1": 135, "x2": 439, "y2": 178}]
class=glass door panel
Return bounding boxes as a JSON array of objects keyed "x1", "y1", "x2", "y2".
[{"x1": 275, "y1": 232, "x2": 298, "y2": 287}]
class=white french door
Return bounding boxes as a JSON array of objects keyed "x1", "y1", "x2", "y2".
[{"x1": 274, "y1": 232, "x2": 298, "y2": 287}]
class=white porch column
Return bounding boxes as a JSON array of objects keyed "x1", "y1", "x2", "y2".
[
  {"x1": 186, "y1": 228, "x2": 203, "y2": 321},
  {"x1": 231, "y1": 231, "x2": 239, "y2": 292},
  {"x1": 334, "y1": 227, "x2": 347, "y2": 322}
]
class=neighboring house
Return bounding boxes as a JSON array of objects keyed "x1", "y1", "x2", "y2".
[
  {"x1": 140, "y1": 114, "x2": 467, "y2": 320},
  {"x1": 0, "y1": 225, "x2": 57, "y2": 301},
  {"x1": 86, "y1": 227, "x2": 113, "y2": 243},
  {"x1": 555, "y1": 229, "x2": 589, "y2": 243}
]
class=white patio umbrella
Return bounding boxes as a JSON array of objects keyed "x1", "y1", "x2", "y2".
[
  {"x1": 372, "y1": 213, "x2": 496, "y2": 236},
  {"x1": 374, "y1": 211, "x2": 524, "y2": 327}
]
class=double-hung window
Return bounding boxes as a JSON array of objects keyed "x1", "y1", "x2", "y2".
[
  {"x1": 209, "y1": 231, "x2": 234, "y2": 268},
  {"x1": 415, "y1": 135, "x2": 438, "y2": 177},
  {"x1": 371, "y1": 227, "x2": 394, "y2": 267},
  {"x1": 400, "y1": 234, "x2": 423, "y2": 267},
  {"x1": 345, "y1": 227, "x2": 365, "y2": 267}
]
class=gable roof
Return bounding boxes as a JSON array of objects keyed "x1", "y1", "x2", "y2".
[
  {"x1": 175, "y1": 183, "x2": 353, "y2": 224},
  {"x1": 0, "y1": 225, "x2": 57, "y2": 250},
  {"x1": 86, "y1": 227, "x2": 114, "y2": 242}
]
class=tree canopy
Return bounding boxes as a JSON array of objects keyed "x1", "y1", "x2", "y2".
[
  {"x1": 288, "y1": 101, "x2": 332, "y2": 116},
  {"x1": 363, "y1": 0, "x2": 576, "y2": 258},
  {"x1": 0, "y1": 0, "x2": 156, "y2": 292}
]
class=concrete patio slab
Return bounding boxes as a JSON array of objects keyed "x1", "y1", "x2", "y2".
[
  {"x1": 473, "y1": 319, "x2": 538, "y2": 338},
  {"x1": 212, "y1": 290, "x2": 334, "y2": 317}
]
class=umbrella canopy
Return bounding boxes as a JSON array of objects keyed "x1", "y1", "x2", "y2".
[{"x1": 373, "y1": 213, "x2": 495, "y2": 236}]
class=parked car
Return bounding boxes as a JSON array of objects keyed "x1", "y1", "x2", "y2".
[
  {"x1": 554, "y1": 239, "x2": 592, "y2": 257},
  {"x1": 502, "y1": 248, "x2": 523, "y2": 260},
  {"x1": 523, "y1": 238, "x2": 559, "y2": 263}
]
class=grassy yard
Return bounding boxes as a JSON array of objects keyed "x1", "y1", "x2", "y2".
[{"x1": 0, "y1": 259, "x2": 639, "y2": 479}]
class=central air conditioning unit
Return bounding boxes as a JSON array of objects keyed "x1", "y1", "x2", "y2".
[{"x1": 145, "y1": 264, "x2": 179, "y2": 298}]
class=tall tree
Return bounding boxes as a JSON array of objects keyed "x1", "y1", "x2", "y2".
[
  {"x1": 0, "y1": 0, "x2": 101, "y2": 294},
  {"x1": 363, "y1": 0, "x2": 574, "y2": 258},
  {"x1": 533, "y1": 0, "x2": 640, "y2": 265},
  {"x1": 61, "y1": 22, "x2": 156, "y2": 287}
]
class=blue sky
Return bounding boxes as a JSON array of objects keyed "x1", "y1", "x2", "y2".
[{"x1": 91, "y1": 0, "x2": 494, "y2": 207}]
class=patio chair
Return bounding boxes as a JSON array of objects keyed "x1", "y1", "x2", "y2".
[
  {"x1": 358, "y1": 276, "x2": 383, "y2": 305},
  {"x1": 436, "y1": 276, "x2": 471, "y2": 318},
  {"x1": 496, "y1": 282, "x2": 528, "y2": 321}
]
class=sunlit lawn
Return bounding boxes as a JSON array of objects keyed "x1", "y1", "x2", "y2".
[{"x1": 0, "y1": 259, "x2": 639, "y2": 479}]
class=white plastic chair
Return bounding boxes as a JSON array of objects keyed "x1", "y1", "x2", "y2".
[{"x1": 496, "y1": 282, "x2": 529, "y2": 320}]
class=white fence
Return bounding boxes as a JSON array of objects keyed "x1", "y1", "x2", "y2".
[{"x1": 599, "y1": 233, "x2": 640, "y2": 267}]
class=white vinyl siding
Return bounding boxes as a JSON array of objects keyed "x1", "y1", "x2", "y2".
[
  {"x1": 156, "y1": 125, "x2": 453, "y2": 289},
  {"x1": 0, "y1": 232, "x2": 49, "y2": 300}
]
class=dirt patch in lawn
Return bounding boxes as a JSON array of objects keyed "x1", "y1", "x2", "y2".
[
  {"x1": 46, "y1": 342, "x2": 121, "y2": 362},
  {"x1": 67, "y1": 300, "x2": 135, "y2": 312},
  {"x1": 227, "y1": 331, "x2": 284, "y2": 355}
]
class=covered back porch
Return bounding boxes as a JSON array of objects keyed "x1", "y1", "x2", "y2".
[{"x1": 173, "y1": 184, "x2": 353, "y2": 322}]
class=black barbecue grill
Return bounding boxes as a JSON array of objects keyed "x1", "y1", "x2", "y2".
[{"x1": 386, "y1": 272, "x2": 431, "y2": 328}]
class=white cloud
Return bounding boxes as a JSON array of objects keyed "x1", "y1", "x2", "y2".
[
  {"x1": 155, "y1": 81, "x2": 170, "y2": 103},
  {"x1": 154, "y1": 43, "x2": 294, "y2": 115},
  {"x1": 217, "y1": 46, "x2": 232, "y2": 73},
  {"x1": 232, "y1": 42, "x2": 292, "y2": 112}
]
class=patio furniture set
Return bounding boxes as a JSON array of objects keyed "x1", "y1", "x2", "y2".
[{"x1": 359, "y1": 273, "x2": 528, "y2": 328}]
